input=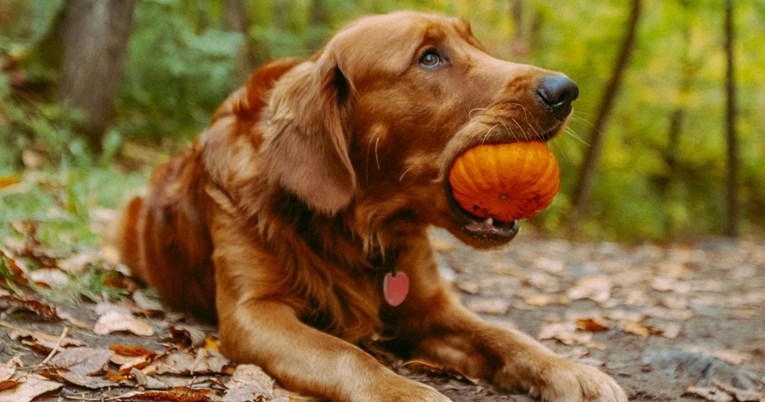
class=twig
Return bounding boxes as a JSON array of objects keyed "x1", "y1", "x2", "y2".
[{"x1": 39, "y1": 326, "x2": 68, "y2": 365}]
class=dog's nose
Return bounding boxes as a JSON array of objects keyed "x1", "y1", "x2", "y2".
[{"x1": 537, "y1": 75, "x2": 579, "y2": 114}]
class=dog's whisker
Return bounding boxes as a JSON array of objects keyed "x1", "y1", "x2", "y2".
[
  {"x1": 374, "y1": 136, "x2": 382, "y2": 171},
  {"x1": 398, "y1": 166, "x2": 414, "y2": 182}
]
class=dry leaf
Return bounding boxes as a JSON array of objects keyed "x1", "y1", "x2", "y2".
[
  {"x1": 110, "y1": 386, "x2": 220, "y2": 402},
  {"x1": 0, "y1": 176, "x2": 21, "y2": 190},
  {"x1": 576, "y1": 318, "x2": 609, "y2": 332},
  {"x1": 109, "y1": 344, "x2": 157, "y2": 374},
  {"x1": 566, "y1": 275, "x2": 612, "y2": 304},
  {"x1": 49, "y1": 347, "x2": 113, "y2": 375},
  {"x1": 712, "y1": 379, "x2": 765, "y2": 402},
  {"x1": 28, "y1": 269, "x2": 69, "y2": 287},
  {"x1": 2, "y1": 322, "x2": 83, "y2": 351},
  {"x1": 129, "y1": 368, "x2": 169, "y2": 390},
  {"x1": 651, "y1": 277, "x2": 691, "y2": 294},
  {"x1": 170, "y1": 325, "x2": 206, "y2": 348},
  {"x1": 465, "y1": 298, "x2": 510, "y2": 315},
  {"x1": 42, "y1": 368, "x2": 116, "y2": 389},
  {"x1": 0, "y1": 374, "x2": 62, "y2": 402},
  {"x1": 93, "y1": 311, "x2": 154, "y2": 336},
  {"x1": 538, "y1": 322, "x2": 606, "y2": 349},
  {"x1": 524, "y1": 294, "x2": 570, "y2": 306},
  {"x1": 456, "y1": 280, "x2": 481, "y2": 294},
  {"x1": 685, "y1": 385, "x2": 734, "y2": 402},
  {"x1": 224, "y1": 364, "x2": 277, "y2": 402},
  {"x1": 155, "y1": 349, "x2": 230, "y2": 375},
  {"x1": 404, "y1": 359, "x2": 479, "y2": 384}
]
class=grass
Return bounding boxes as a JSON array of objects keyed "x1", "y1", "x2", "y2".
[{"x1": 0, "y1": 162, "x2": 152, "y2": 306}]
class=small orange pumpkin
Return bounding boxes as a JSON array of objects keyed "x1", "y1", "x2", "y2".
[{"x1": 448, "y1": 141, "x2": 560, "y2": 221}]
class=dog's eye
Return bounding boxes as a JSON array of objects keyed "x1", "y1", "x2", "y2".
[{"x1": 419, "y1": 50, "x2": 443, "y2": 69}]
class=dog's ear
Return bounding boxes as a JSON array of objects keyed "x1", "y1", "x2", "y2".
[{"x1": 261, "y1": 51, "x2": 356, "y2": 214}]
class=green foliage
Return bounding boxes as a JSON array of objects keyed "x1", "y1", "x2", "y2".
[
  {"x1": 0, "y1": 0, "x2": 92, "y2": 169},
  {"x1": 115, "y1": 0, "x2": 243, "y2": 142},
  {"x1": 0, "y1": 166, "x2": 150, "y2": 304},
  {"x1": 1, "y1": 0, "x2": 764, "y2": 242}
]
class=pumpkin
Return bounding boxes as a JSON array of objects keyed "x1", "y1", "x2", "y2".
[{"x1": 448, "y1": 141, "x2": 560, "y2": 221}]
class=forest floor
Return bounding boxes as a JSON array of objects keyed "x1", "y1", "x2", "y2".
[{"x1": 0, "y1": 228, "x2": 763, "y2": 401}]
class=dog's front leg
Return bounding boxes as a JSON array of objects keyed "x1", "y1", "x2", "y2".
[
  {"x1": 217, "y1": 298, "x2": 451, "y2": 402},
  {"x1": 389, "y1": 238, "x2": 628, "y2": 402},
  {"x1": 209, "y1": 222, "x2": 450, "y2": 401}
]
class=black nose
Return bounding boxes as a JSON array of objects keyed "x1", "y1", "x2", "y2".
[{"x1": 537, "y1": 75, "x2": 579, "y2": 114}]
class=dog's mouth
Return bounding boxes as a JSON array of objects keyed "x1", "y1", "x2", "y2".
[
  {"x1": 441, "y1": 121, "x2": 566, "y2": 246},
  {"x1": 444, "y1": 177, "x2": 520, "y2": 245}
]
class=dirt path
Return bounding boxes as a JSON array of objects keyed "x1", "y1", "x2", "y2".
[{"x1": 1, "y1": 231, "x2": 763, "y2": 401}]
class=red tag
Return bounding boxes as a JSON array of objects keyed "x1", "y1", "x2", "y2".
[{"x1": 383, "y1": 271, "x2": 409, "y2": 307}]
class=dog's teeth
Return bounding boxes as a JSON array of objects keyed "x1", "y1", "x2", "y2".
[{"x1": 484, "y1": 217, "x2": 493, "y2": 226}]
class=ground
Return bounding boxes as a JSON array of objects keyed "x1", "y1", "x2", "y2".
[{"x1": 0, "y1": 229, "x2": 763, "y2": 401}]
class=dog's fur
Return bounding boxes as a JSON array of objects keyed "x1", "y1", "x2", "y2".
[{"x1": 117, "y1": 11, "x2": 627, "y2": 402}]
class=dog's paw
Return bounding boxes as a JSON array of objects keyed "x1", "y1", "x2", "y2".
[{"x1": 532, "y1": 361, "x2": 627, "y2": 402}]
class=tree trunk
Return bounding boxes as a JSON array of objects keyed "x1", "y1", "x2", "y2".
[
  {"x1": 509, "y1": 0, "x2": 532, "y2": 59},
  {"x1": 567, "y1": 0, "x2": 643, "y2": 233},
  {"x1": 223, "y1": 0, "x2": 255, "y2": 82},
  {"x1": 59, "y1": 0, "x2": 137, "y2": 152},
  {"x1": 723, "y1": 0, "x2": 738, "y2": 237},
  {"x1": 659, "y1": 0, "x2": 696, "y2": 237}
]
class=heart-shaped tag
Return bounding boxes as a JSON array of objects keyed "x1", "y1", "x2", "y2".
[{"x1": 383, "y1": 271, "x2": 409, "y2": 307}]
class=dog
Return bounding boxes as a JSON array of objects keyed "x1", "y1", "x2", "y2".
[{"x1": 116, "y1": 11, "x2": 627, "y2": 402}]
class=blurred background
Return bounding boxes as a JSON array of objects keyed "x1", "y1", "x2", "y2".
[{"x1": 1, "y1": 0, "x2": 763, "y2": 243}]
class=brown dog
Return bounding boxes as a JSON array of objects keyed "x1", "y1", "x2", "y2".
[{"x1": 117, "y1": 11, "x2": 627, "y2": 402}]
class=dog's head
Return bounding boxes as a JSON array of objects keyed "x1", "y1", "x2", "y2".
[{"x1": 234, "y1": 12, "x2": 577, "y2": 248}]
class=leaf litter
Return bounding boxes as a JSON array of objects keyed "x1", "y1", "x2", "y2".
[{"x1": 0, "y1": 224, "x2": 763, "y2": 401}]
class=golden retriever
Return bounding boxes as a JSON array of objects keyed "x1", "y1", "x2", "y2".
[{"x1": 117, "y1": 11, "x2": 627, "y2": 402}]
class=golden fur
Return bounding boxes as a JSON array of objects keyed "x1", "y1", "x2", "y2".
[{"x1": 117, "y1": 11, "x2": 627, "y2": 402}]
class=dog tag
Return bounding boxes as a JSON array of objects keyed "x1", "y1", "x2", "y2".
[{"x1": 383, "y1": 271, "x2": 409, "y2": 307}]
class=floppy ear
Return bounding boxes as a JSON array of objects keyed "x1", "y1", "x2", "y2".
[{"x1": 261, "y1": 51, "x2": 356, "y2": 214}]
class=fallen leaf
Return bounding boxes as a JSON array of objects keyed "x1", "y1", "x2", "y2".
[
  {"x1": 567, "y1": 275, "x2": 612, "y2": 304},
  {"x1": 49, "y1": 347, "x2": 113, "y2": 375},
  {"x1": 111, "y1": 386, "x2": 221, "y2": 402},
  {"x1": 685, "y1": 385, "x2": 734, "y2": 402},
  {"x1": 28, "y1": 268, "x2": 69, "y2": 288},
  {"x1": 576, "y1": 317, "x2": 609, "y2": 332},
  {"x1": 224, "y1": 364, "x2": 277, "y2": 402},
  {"x1": 681, "y1": 347, "x2": 752, "y2": 367},
  {"x1": 93, "y1": 311, "x2": 153, "y2": 336},
  {"x1": 129, "y1": 367, "x2": 169, "y2": 390},
  {"x1": 110, "y1": 344, "x2": 157, "y2": 358},
  {"x1": 712, "y1": 379, "x2": 765, "y2": 402},
  {"x1": 0, "y1": 365, "x2": 14, "y2": 383},
  {"x1": 203, "y1": 335, "x2": 221, "y2": 352},
  {"x1": 0, "y1": 294, "x2": 60, "y2": 320},
  {"x1": 109, "y1": 344, "x2": 157, "y2": 374},
  {"x1": 0, "y1": 176, "x2": 21, "y2": 190},
  {"x1": 533, "y1": 257, "x2": 565, "y2": 274},
  {"x1": 455, "y1": 280, "x2": 480, "y2": 295},
  {"x1": 538, "y1": 322, "x2": 606, "y2": 350},
  {"x1": 620, "y1": 321, "x2": 661, "y2": 337},
  {"x1": 405, "y1": 359, "x2": 480, "y2": 384},
  {"x1": 651, "y1": 277, "x2": 691, "y2": 294},
  {"x1": 131, "y1": 289, "x2": 164, "y2": 315},
  {"x1": 170, "y1": 325, "x2": 207, "y2": 348},
  {"x1": 155, "y1": 349, "x2": 230, "y2": 375},
  {"x1": 465, "y1": 298, "x2": 510, "y2": 315},
  {"x1": 523, "y1": 294, "x2": 570, "y2": 306},
  {"x1": 0, "y1": 373, "x2": 62, "y2": 402},
  {"x1": 2, "y1": 322, "x2": 83, "y2": 351},
  {"x1": 41, "y1": 368, "x2": 116, "y2": 389}
]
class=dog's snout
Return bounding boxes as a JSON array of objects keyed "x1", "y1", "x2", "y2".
[{"x1": 536, "y1": 75, "x2": 579, "y2": 113}]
